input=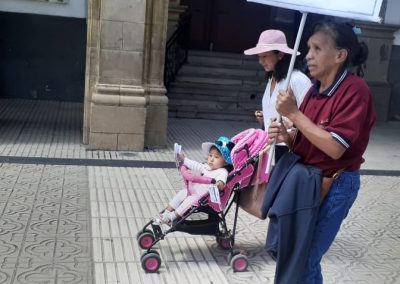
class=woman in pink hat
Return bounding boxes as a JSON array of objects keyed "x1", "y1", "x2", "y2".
[{"x1": 244, "y1": 29, "x2": 311, "y2": 162}]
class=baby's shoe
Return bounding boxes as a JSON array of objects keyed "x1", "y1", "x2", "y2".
[
  {"x1": 152, "y1": 215, "x2": 163, "y2": 225},
  {"x1": 159, "y1": 212, "x2": 173, "y2": 226}
]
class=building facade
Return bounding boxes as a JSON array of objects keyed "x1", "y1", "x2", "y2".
[{"x1": 1, "y1": 0, "x2": 399, "y2": 151}]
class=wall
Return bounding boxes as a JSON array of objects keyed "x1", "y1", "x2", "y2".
[
  {"x1": 0, "y1": 3, "x2": 87, "y2": 102},
  {"x1": 0, "y1": 0, "x2": 86, "y2": 18},
  {"x1": 385, "y1": 0, "x2": 400, "y2": 120}
]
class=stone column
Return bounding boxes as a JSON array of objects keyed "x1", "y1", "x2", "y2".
[
  {"x1": 83, "y1": 0, "x2": 100, "y2": 144},
  {"x1": 143, "y1": 0, "x2": 169, "y2": 148},
  {"x1": 356, "y1": 22, "x2": 399, "y2": 121},
  {"x1": 84, "y1": 0, "x2": 169, "y2": 150}
]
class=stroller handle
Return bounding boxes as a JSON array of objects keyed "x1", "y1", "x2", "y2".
[{"x1": 180, "y1": 165, "x2": 216, "y2": 184}]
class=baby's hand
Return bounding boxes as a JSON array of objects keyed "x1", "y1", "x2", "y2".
[
  {"x1": 254, "y1": 110, "x2": 264, "y2": 126},
  {"x1": 177, "y1": 152, "x2": 185, "y2": 162}
]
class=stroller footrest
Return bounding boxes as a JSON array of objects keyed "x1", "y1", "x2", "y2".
[
  {"x1": 174, "y1": 219, "x2": 219, "y2": 236},
  {"x1": 151, "y1": 223, "x2": 165, "y2": 239}
]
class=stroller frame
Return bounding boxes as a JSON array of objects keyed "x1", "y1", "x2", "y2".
[{"x1": 137, "y1": 153, "x2": 262, "y2": 273}]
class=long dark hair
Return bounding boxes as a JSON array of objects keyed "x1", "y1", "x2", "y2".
[
  {"x1": 308, "y1": 21, "x2": 368, "y2": 76},
  {"x1": 266, "y1": 51, "x2": 302, "y2": 82}
]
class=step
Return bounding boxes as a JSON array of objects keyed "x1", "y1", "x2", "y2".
[
  {"x1": 172, "y1": 76, "x2": 266, "y2": 89},
  {"x1": 179, "y1": 65, "x2": 265, "y2": 80},
  {"x1": 167, "y1": 82, "x2": 265, "y2": 100},
  {"x1": 169, "y1": 108, "x2": 255, "y2": 122},
  {"x1": 168, "y1": 99, "x2": 259, "y2": 113},
  {"x1": 168, "y1": 81, "x2": 266, "y2": 92},
  {"x1": 167, "y1": 89, "x2": 263, "y2": 103},
  {"x1": 187, "y1": 50, "x2": 260, "y2": 69},
  {"x1": 174, "y1": 75, "x2": 243, "y2": 86},
  {"x1": 167, "y1": 50, "x2": 265, "y2": 122}
]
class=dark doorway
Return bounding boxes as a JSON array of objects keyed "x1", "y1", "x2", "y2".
[
  {"x1": 181, "y1": 0, "x2": 298, "y2": 53},
  {"x1": 0, "y1": 11, "x2": 86, "y2": 102}
]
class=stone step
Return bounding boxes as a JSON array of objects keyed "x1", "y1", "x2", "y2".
[
  {"x1": 167, "y1": 50, "x2": 264, "y2": 122},
  {"x1": 167, "y1": 81, "x2": 265, "y2": 100},
  {"x1": 174, "y1": 75, "x2": 243, "y2": 86},
  {"x1": 168, "y1": 98, "x2": 259, "y2": 109},
  {"x1": 187, "y1": 50, "x2": 260, "y2": 69},
  {"x1": 169, "y1": 111, "x2": 255, "y2": 121},
  {"x1": 179, "y1": 65, "x2": 265, "y2": 80},
  {"x1": 169, "y1": 80, "x2": 265, "y2": 91},
  {"x1": 167, "y1": 88, "x2": 263, "y2": 103},
  {"x1": 168, "y1": 106, "x2": 256, "y2": 122}
]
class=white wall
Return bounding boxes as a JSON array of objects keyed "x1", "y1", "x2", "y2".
[
  {"x1": 385, "y1": 0, "x2": 400, "y2": 45},
  {"x1": 0, "y1": 0, "x2": 87, "y2": 18}
]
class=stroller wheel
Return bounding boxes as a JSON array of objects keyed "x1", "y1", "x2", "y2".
[
  {"x1": 141, "y1": 252, "x2": 161, "y2": 273},
  {"x1": 217, "y1": 236, "x2": 232, "y2": 250},
  {"x1": 137, "y1": 231, "x2": 155, "y2": 249},
  {"x1": 141, "y1": 249, "x2": 159, "y2": 261},
  {"x1": 136, "y1": 229, "x2": 152, "y2": 240},
  {"x1": 230, "y1": 254, "x2": 248, "y2": 272},
  {"x1": 227, "y1": 249, "x2": 241, "y2": 263}
]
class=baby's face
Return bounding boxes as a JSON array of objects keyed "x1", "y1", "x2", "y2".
[{"x1": 207, "y1": 147, "x2": 227, "y2": 170}]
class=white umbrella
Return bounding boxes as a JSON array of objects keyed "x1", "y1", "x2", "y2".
[{"x1": 247, "y1": 0, "x2": 384, "y2": 173}]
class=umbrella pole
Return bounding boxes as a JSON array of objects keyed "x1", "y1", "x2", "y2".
[{"x1": 265, "y1": 11, "x2": 308, "y2": 174}]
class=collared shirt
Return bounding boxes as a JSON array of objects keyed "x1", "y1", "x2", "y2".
[
  {"x1": 262, "y1": 70, "x2": 311, "y2": 130},
  {"x1": 292, "y1": 70, "x2": 376, "y2": 177}
]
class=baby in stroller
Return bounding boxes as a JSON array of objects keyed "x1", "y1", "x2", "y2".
[
  {"x1": 137, "y1": 129, "x2": 269, "y2": 273},
  {"x1": 154, "y1": 136, "x2": 234, "y2": 225}
]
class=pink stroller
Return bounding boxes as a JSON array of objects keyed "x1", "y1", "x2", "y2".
[{"x1": 136, "y1": 128, "x2": 269, "y2": 273}]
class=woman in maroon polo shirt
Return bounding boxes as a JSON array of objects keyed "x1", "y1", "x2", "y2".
[{"x1": 268, "y1": 22, "x2": 376, "y2": 283}]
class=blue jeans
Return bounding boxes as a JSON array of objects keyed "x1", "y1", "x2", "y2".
[{"x1": 301, "y1": 171, "x2": 360, "y2": 284}]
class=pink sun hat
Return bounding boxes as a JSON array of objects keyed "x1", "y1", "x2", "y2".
[{"x1": 244, "y1": 29, "x2": 300, "y2": 56}]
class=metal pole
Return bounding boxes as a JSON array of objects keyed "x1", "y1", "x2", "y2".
[{"x1": 265, "y1": 11, "x2": 308, "y2": 174}]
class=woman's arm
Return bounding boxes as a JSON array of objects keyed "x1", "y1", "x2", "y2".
[
  {"x1": 276, "y1": 90, "x2": 346, "y2": 159},
  {"x1": 289, "y1": 111, "x2": 345, "y2": 159}
]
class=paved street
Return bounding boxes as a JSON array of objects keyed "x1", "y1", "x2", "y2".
[{"x1": 0, "y1": 99, "x2": 400, "y2": 283}]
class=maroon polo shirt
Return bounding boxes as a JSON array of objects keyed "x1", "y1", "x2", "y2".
[{"x1": 292, "y1": 70, "x2": 376, "y2": 177}]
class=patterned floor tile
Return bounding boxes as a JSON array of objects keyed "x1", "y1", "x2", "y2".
[{"x1": 0, "y1": 163, "x2": 92, "y2": 284}]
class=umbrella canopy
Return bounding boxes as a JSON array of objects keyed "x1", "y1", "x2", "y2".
[{"x1": 248, "y1": 0, "x2": 383, "y2": 22}]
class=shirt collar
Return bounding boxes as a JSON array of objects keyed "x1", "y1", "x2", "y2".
[{"x1": 312, "y1": 69, "x2": 348, "y2": 97}]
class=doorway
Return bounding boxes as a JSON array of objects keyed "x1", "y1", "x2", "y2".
[{"x1": 181, "y1": 0, "x2": 297, "y2": 53}]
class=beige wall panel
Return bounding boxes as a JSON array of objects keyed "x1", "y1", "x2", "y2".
[
  {"x1": 120, "y1": 78, "x2": 142, "y2": 86},
  {"x1": 101, "y1": 0, "x2": 146, "y2": 23},
  {"x1": 145, "y1": 104, "x2": 168, "y2": 146},
  {"x1": 91, "y1": 104, "x2": 146, "y2": 133},
  {"x1": 153, "y1": 0, "x2": 169, "y2": 25},
  {"x1": 89, "y1": 133, "x2": 118, "y2": 149},
  {"x1": 90, "y1": 0, "x2": 101, "y2": 20},
  {"x1": 88, "y1": 47, "x2": 99, "y2": 76},
  {"x1": 88, "y1": 19, "x2": 100, "y2": 48},
  {"x1": 148, "y1": 50, "x2": 163, "y2": 85},
  {"x1": 117, "y1": 133, "x2": 145, "y2": 150},
  {"x1": 97, "y1": 77, "x2": 122, "y2": 85},
  {"x1": 150, "y1": 24, "x2": 165, "y2": 52},
  {"x1": 101, "y1": 20, "x2": 123, "y2": 50},
  {"x1": 123, "y1": 22, "x2": 145, "y2": 51},
  {"x1": 99, "y1": 50, "x2": 143, "y2": 80}
]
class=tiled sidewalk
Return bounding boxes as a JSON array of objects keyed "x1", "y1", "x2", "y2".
[
  {"x1": 89, "y1": 167, "x2": 400, "y2": 284},
  {"x1": 0, "y1": 163, "x2": 91, "y2": 283},
  {"x1": 1, "y1": 98, "x2": 400, "y2": 283}
]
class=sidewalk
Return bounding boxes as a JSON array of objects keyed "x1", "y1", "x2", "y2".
[{"x1": 0, "y1": 99, "x2": 399, "y2": 283}]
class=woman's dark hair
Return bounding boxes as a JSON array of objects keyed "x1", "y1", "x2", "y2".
[
  {"x1": 266, "y1": 51, "x2": 302, "y2": 82},
  {"x1": 308, "y1": 21, "x2": 368, "y2": 75}
]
